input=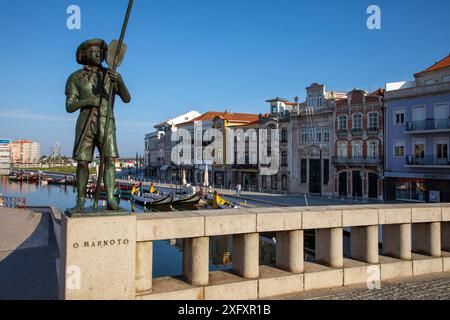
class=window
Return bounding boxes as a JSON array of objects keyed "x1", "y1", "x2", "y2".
[
  {"x1": 310, "y1": 128, "x2": 321, "y2": 142},
  {"x1": 281, "y1": 151, "x2": 288, "y2": 166},
  {"x1": 307, "y1": 94, "x2": 314, "y2": 108},
  {"x1": 337, "y1": 142, "x2": 347, "y2": 158},
  {"x1": 281, "y1": 128, "x2": 288, "y2": 143},
  {"x1": 271, "y1": 106, "x2": 277, "y2": 114},
  {"x1": 316, "y1": 93, "x2": 323, "y2": 107},
  {"x1": 436, "y1": 138, "x2": 448, "y2": 163},
  {"x1": 282, "y1": 175, "x2": 287, "y2": 191},
  {"x1": 414, "y1": 139, "x2": 426, "y2": 159},
  {"x1": 351, "y1": 141, "x2": 362, "y2": 158},
  {"x1": 271, "y1": 175, "x2": 278, "y2": 190},
  {"x1": 367, "y1": 141, "x2": 378, "y2": 158},
  {"x1": 353, "y1": 114, "x2": 362, "y2": 129},
  {"x1": 301, "y1": 159, "x2": 307, "y2": 183},
  {"x1": 394, "y1": 140, "x2": 405, "y2": 157},
  {"x1": 323, "y1": 128, "x2": 330, "y2": 142},
  {"x1": 425, "y1": 79, "x2": 434, "y2": 85},
  {"x1": 368, "y1": 112, "x2": 378, "y2": 130},
  {"x1": 443, "y1": 75, "x2": 450, "y2": 83},
  {"x1": 394, "y1": 109, "x2": 405, "y2": 125},
  {"x1": 262, "y1": 176, "x2": 267, "y2": 189},
  {"x1": 301, "y1": 129, "x2": 308, "y2": 143},
  {"x1": 338, "y1": 115, "x2": 348, "y2": 130}
]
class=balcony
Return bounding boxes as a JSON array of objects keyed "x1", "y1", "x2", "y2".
[
  {"x1": 351, "y1": 128, "x2": 363, "y2": 136},
  {"x1": 406, "y1": 119, "x2": 450, "y2": 133},
  {"x1": 367, "y1": 127, "x2": 379, "y2": 136},
  {"x1": 337, "y1": 129, "x2": 348, "y2": 137},
  {"x1": 332, "y1": 157, "x2": 382, "y2": 165},
  {"x1": 405, "y1": 155, "x2": 450, "y2": 167}
]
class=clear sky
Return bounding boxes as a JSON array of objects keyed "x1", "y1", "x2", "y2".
[{"x1": 0, "y1": 0, "x2": 449, "y2": 157}]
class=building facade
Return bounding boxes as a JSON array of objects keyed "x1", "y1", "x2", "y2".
[
  {"x1": 10, "y1": 140, "x2": 40, "y2": 164},
  {"x1": 175, "y1": 111, "x2": 260, "y2": 188},
  {"x1": 384, "y1": 55, "x2": 450, "y2": 203},
  {"x1": 144, "y1": 110, "x2": 201, "y2": 182},
  {"x1": 259, "y1": 98, "x2": 293, "y2": 193},
  {"x1": 290, "y1": 83, "x2": 346, "y2": 196},
  {"x1": 333, "y1": 89, "x2": 384, "y2": 199},
  {"x1": 0, "y1": 139, "x2": 12, "y2": 176}
]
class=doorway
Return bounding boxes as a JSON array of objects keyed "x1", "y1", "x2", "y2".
[
  {"x1": 352, "y1": 171, "x2": 362, "y2": 197},
  {"x1": 309, "y1": 159, "x2": 321, "y2": 194},
  {"x1": 368, "y1": 173, "x2": 378, "y2": 199},
  {"x1": 339, "y1": 172, "x2": 347, "y2": 196}
]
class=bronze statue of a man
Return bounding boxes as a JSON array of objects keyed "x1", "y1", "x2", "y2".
[{"x1": 65, "y1": 38, "x2": 131, "y2": 212}]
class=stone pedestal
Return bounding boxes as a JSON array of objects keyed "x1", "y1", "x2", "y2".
[
  {"x1": 350, "y1": 225, "x2": 379, "y2": 264},
  {"x1": 182, "y1": 237, "x2": 209, "y2": 286},
  {"x1": 382, "y1": 223, "x2": 411, "y2": 260},
  {"x1": 232, "y1": 233, "x2": 259, "y2": 279},
  {"x1": 315, "y1": 228, "x2": 343, "y2": 268},
  {"x1": 60, "y1": 211, "x2": 136, "y2": 300},
  {"x1": 276, "y1": 230, "x2": 304, "y2": 273},
  {"x1": 412, "y1": 222, "x2": 441, "y2": 257}
]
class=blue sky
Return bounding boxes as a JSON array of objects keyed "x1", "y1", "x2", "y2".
[{"x1": 0, "y1": 0, "x2": 449, "y2": 156}]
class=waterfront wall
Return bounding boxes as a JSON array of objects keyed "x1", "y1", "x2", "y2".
[{"x1": 57, "y1": 204, "x2": 450, "y2": 300}]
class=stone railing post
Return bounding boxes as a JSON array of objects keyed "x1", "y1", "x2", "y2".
[
  {"x1": 315, "y1": 228, "x2": 343, "y2": 268},
  {"x1": 350, "y1": 225, "x2": 379, "y2": 264},
  {"x1": 412, "y1": 222, "x2": 441, "y2": 257},
  {"x1": 232, "y1": 233, "x2": 259, "y2": 278},
  {"x1": 276, "y1": 230, "x2": 304, "y2": 273},
  {"x1": 135, "y1": 241, "x2": 153, "y2": 295},
  {"x1": 382, "y1": 224, "x2": 412, "y2": 260},
  {"x1": 182, "y1": 237, "x2": 209, "y2": 286}
]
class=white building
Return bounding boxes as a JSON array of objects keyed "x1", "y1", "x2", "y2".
[{"x1": 0, "y1": 139, "x2": 12, "y2": 175}]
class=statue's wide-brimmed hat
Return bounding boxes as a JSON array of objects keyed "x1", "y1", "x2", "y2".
[{"x1": 76, "y1": 38, "x2": 108, "y2": 64}]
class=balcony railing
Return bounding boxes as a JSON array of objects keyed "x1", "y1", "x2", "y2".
[
  {"x1": 367, "y1": 127, "x2": 379, "y2": 136},
  {"x1": 337, "y1": 129, "x2": 348, "y2": 137},
  {"x1": 406, "y1": 155, "x2": 450, "y2": 166},
  {"x1": 332, "y1": 157, "x2": 382, "y2": 165},
  {"x1": 351, "y1": 128, "x2": 363, "y2": 136},
  {"x1": 406, "y1": 119, "x2": 450, "y2": 132}
]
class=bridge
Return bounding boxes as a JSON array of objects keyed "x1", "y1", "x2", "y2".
[{"x1": 50, "y1": 203, "x2": 450, "y2": 300}]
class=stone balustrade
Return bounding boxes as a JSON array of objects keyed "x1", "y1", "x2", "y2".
[{"x1": 59, "y1": 203, "x2": 450, "y2": 300}]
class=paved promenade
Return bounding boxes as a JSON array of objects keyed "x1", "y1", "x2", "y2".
[
  {"x1": 276, "y1": 272, "x2": 450, "y2": 300},
  {"x1": 0, "y1": 207, "x2": 58, "y2": 299}
]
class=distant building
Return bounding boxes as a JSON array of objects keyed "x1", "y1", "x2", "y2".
[
  {"x1": 333, "y1": 89, "x2": 385, "y2": 199},
  {"x1": 290, "y1": 83, "x2": 347, "y2": 196},
  {"x1": 144, "y1": 110, "x2": 201, "y2": 181},
  {"x1": 384, "y1": 54, "x2": 450, "y2": 202},
  {"x1": 176, "y1": 111, "x2": 260, "y2": 187},
  {"x1": 11, "y1": 140, "x2": 40, "y2": 164},
  {"x1": 0, "y1": 139, "x2": 12, "y2": 175}
]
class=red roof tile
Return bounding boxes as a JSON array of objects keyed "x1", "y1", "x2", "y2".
[
  {"x1": 414, "y1": 54, "x2": 450, "y2": 77},
  {"x1": 182, "y1": 111, "x2": 260, "y2": 124}
]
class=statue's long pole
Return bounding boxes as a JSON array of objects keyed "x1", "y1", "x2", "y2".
[{"x1": 94, "y1": 0, "x2": 134, "y2": 210}]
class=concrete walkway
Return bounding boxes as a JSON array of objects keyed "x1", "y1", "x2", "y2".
[
  {"x1": 274, "y1": 272, "x2": 450, "y2": 300},
  {"x1": 0, "y1": 207, "x2": 58, "y2": 300}
]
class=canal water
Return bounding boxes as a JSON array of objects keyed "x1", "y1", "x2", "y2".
[{"x1": 0, "y1": 177, "x2": 284, "y2": 277}]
